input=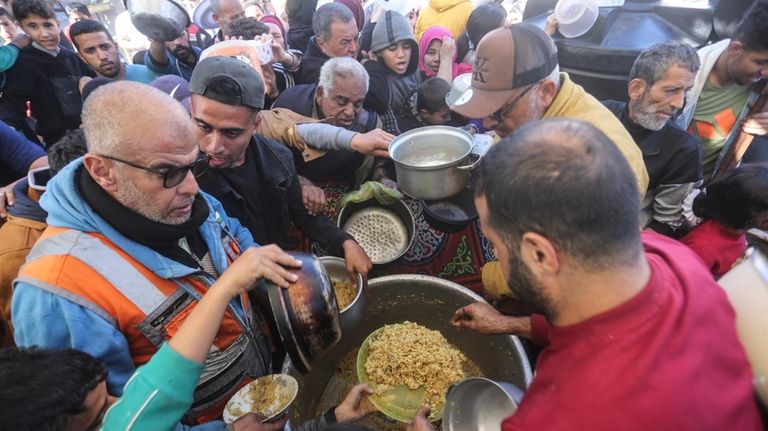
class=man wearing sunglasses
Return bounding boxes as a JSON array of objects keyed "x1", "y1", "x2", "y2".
[
  {"x1": 449, "y1": 24, "x2": 650, "y2": 300},
  {"x1": 11, "y1": 81, "x2": 302, "y2": 429}
]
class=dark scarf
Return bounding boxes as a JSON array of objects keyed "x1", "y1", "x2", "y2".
[{"x1": 77, "y1": 167, "x2": 210, "y2": 268}]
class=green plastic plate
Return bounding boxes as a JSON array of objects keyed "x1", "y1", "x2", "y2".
[{"x1": 356, "y1": 326, "x2": 442, "y2": 423}]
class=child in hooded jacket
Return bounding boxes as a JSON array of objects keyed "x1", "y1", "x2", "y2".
[{"x1": 363, "y1": 10, "x2": 421, "y2": 135}]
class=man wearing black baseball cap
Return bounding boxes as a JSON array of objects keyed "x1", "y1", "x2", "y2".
[
  {"x1": 189, "y1": 56, "x2": 373, "y2": 283},
  {"x1": 450, "y1": 23, "x2": 649, "y2": 310}
]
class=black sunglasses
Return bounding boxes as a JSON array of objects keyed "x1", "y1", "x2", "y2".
[
  {"x1": 99, "y1": 153, "x2": 210, "y2": 188},
  {"x1": 488, "y1": 83, "x2": 538, "y2": 122}
]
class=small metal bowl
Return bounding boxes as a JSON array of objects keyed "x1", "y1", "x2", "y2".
[
  {"x1": 443, "y1": 377, "x2": 524, "y2": 431},
  {"x1": 320, "y1": 257, "x2": 366, "y2": 334},
  {"x1": 422, "y1": 187, "x2": 478, "y2": 233},
  {"x1": 337, "y1": 198, "x2": 415, "y2": 266}
]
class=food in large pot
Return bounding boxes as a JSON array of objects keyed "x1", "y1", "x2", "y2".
[
  {"x1": 389, "y1": 126, "x2": 480, "y2": 201},
  {"x1": 282, "y1": 275, "x2": 533, "y2": 430}
]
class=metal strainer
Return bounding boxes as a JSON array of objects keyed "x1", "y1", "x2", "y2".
[{"x1": 337, "y1": 199, "x2": 415, "y2": 265}]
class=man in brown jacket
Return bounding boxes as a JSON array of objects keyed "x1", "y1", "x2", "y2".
[{"x1": 0, "y1": 129, "x2": 86, "y2": 347}]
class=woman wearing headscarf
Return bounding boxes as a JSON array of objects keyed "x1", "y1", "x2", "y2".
[
  {"x1": 418, "y1": 26, "x2": 472, "y2": 83},
  {"x1": 335, "y1": 0, "x2": 364, "y2": 31}
]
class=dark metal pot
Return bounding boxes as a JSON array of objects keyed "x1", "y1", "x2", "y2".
[
  {"x1": 389, "y1": 126, "x2": 480, "y2": 201},
  {"x1": 126, "y1": 0, "x2": 190, "y2": 42},
  {"x1": 282, "y1": 275, "x2": 533, "y2": 429},
  {"x1": 421, "y1": 187, "x2": 478, "y2": 233},
  {"x1": 266, "y1": 253, "x2": 342, "y2": 374}
]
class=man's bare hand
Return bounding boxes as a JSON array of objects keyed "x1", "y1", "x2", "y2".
[
  {"x1": 342, "y1": 239, "x2": 373, "y2": 282},
  {"x1": 10, "y1": 34, "x2": 31, "y2": 49},
  {"x1": 298, "y1": 176, "x2": 326, "y2": 215},
  {"x1": 217, "y1": 245, "x2": 302, "y2": 292},
  {"x1": 0, "y1": 178, "x2": 21, "y2": 219},
  {"x1": 405, "y1": 406, "x2": 436, "y2": 431},
  {"x1": 451, "y1": 302, "x2": 532, "y2": 337},
  {"x1": 350, "y1": 129, "x2": 394, "y2": 157},
  {"x1": 334, "y1": 384, "x2": 377, "y2": 422},
  {"x1": 742, "y1": 111, "x2": 768, "y2": 136},
  {"x1": 232, "y1": 412, "x2": 288, "y2": 430}
]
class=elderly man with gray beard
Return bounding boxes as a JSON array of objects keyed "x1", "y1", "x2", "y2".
[{"x1": 603, "y1": 42, "x2": 703, "y2": 238}]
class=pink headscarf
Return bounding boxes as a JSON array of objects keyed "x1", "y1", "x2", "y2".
[{"x1": 418, "y1": 26, "x2": 473, "y2": 79}]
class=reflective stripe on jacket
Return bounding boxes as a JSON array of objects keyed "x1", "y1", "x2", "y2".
[{"x1": 16, "y1": 226, "x2": 270, "y2": 424}]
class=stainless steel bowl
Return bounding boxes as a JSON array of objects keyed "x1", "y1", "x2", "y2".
[
  {"x1": 126, "y1": 0, "x2": 191, "y2": 42},
  {"x1": 282, "y1": 275, "x2": 533, "y2": 430},
  {"x1": 319, "y1": 256, "x2": 366, "y2": 334},
  {"x1": 443, "y1": 377, "x2": 524, "y2": 431}
]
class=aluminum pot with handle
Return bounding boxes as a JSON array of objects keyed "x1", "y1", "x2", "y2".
[
  {"x1": 389, "y1": 126, "x2": 481, "y2": 201},
  {"x1": 126, "y1": 0, "x2": 191, "y2": 42}
]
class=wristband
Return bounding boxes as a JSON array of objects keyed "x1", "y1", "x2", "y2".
[{"x1": 323, "y1": 406, "x2": 338, "y2": 424}]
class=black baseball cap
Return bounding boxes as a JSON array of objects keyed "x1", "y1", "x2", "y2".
[{"x1": 189, "y1": 56, "x2": 265, "y2": 110}]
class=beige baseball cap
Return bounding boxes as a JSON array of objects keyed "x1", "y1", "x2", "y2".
[{"x1": 450, "y1": 23, "x2": 559, "y2": 119}]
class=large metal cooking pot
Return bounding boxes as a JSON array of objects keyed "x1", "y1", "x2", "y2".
[
  {"x1": 389, "y1": 126, "x2": 480, "y2": 201},
  {"x1": 126, "y1": 0, "x2": 190, "y2": 42},
  {"x1": 282, "y1": 275, "x2": 533, "y2": 429}
]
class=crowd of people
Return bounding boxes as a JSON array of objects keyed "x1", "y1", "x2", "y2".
[{"x1": 0, "y1": 0, "x2": 767, "y2": 430}]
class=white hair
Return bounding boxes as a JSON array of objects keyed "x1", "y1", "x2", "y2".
[{"x1": 317, "y1": 57, "x2": 370, "y2": 94}]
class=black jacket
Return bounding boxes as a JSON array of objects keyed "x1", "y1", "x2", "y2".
[
  {"x1": 294, "y1": 37, "x2": 329, "y2": 85},
  {"x1": 197, "y1": 135, "x2": 353, "y2": 255},
  {"x1": 0, "y1": 46, "x2": 94, "y2": 145}
]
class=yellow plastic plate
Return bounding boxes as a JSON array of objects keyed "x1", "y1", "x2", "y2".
[{"x1": 356, "y1": 326, "x2": 442, "y2": 423}]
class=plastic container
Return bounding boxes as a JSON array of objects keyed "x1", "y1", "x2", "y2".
[{"x1": 554, "y1": 0, "x2": 599, "y2": 38}]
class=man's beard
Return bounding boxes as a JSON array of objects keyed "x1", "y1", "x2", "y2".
[
  {"x1": 173, "y1": 46, "x2": 191, "y2": 61},
  {"x1": 114, "y1": 175, "x2": 194, "y2": 225},
  {"x1": 506, "y1": 246, "x2": 555, "y2": 318},
  {"x1": 630, "y1": 92, "x2": 675, "y2": 131}
]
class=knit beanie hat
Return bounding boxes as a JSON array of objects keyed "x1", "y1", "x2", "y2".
[{"x1": 370, "y1": 11, "x2": 419, "y2": 75}]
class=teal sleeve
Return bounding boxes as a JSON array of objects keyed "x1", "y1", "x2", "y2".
[
  {"x1": 0, "y1": 44, "x2": 19, "y2": 73},
  {"x1": 101, "y1": 343, "x2": 212, "y2": 431}
]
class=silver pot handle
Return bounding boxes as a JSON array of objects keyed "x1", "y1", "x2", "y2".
[{"x1": 456, "y1": 153, "x2": 482, "y2": 171}]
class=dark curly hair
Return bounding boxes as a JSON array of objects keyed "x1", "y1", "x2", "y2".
[
  {"x1": 48, "y1": 128, "x2": 88, "y2": 175},
  {"x1": 0, "y1": 347, "x2": 107, "y2": 430},
  {"x1": 229, "y1": 16, "x2": 269, "y2": 40},
  {"x1": 693, "y1": 163, "x2": 768, "y2": 230}
]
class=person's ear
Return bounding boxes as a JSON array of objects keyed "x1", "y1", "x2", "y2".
[
  {"x1": 418, "y1": 108, "x2": 431, "y2": 119},
  {"x1": 315, "y1": 86, "x2": 325, "y2": 105},
  {"x1": 83, "y1": 154, "x2": 119, "y2": 193},
  {"x1": 537, "y1": 79, "x2": 558, "y2": 110},
  {"x1": 627, "y1": 78, "x2": 647, "y2": 102},
  {"x1": 727, "y1": 40, "x2": 744, "y2": 59},
  {"x1": 519, "y1": 232, "x2": 560, "y2": 278},
  {"x1": 253, "y1": 111, "x2": 262, "y2": 130}
]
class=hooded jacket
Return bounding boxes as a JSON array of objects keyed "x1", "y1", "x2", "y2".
[
  {"x1": 418, "y1": 25, "x2": 473, "y2": 80},
  {"x1": 11, "y1": 159, "x2": 260, "y2": 404},
  {"x1": 286, "y1": 0, "x2": 317, "y2": 53},
  {"x1": 365, "y1": 11, "x2": 422, "y2": 134},
  {"x1": 414, "y1": 0, "x2": 473, "y2": 41}
]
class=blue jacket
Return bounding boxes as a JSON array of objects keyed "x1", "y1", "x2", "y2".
[{"x1": 12, "y1": 159, "x2": 255, "y2": 409}]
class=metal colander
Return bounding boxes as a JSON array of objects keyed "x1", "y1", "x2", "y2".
[{"x1": 337, "y1": 199, "x2": 415, "y2": 265}]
